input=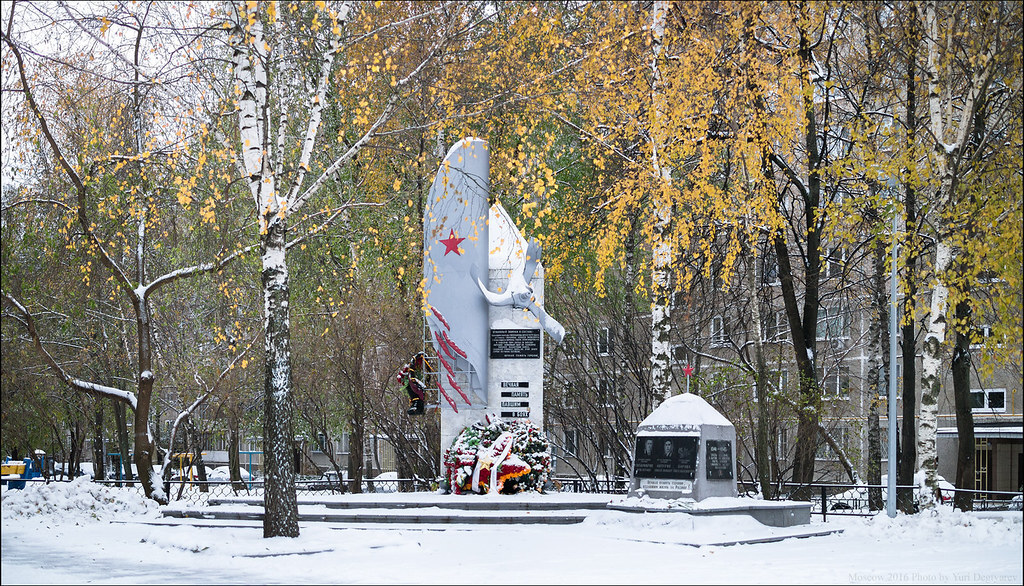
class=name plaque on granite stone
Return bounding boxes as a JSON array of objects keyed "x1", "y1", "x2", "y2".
[
  {"x1": 633, "y1": 435, "x2": 699, "y2": 480},
  {"x1": 705, "y1": 439, "x2": 734, "y2": 480},
  {"x1": 489, "y1": 329, "x2": 541, "y2": 359}
]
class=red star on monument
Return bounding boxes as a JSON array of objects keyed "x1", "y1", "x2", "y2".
[
  {"x1": 682, "y1": 364, "x2": 694, "y2": 377},
  {"x1": 439, "y1": 229, "x2": 465, "y2": 256}
]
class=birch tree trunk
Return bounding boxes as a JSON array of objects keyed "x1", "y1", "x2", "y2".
[
  {"x1": 225, "y1": 0, "x2": 439, "y2": 535},
  {"x1": 649, "y1": 0, "x2": 674, "y2": 404},
  {"x1": 230, "y1": 3, "x2": 298, "y2": 537},
  {"x1": 916, "y1": 0, "x2": 997, "y2": 506},
  {"x1": 918, "y1": 240, "x2": 952, "y2": 507},
  {"x1": 260, "y1": 220, "x2": 299, "y2": 537}
]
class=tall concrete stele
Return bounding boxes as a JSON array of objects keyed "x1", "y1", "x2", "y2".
[{"x1": 423, "y1": 138, "x2": 565, "y2": 464}]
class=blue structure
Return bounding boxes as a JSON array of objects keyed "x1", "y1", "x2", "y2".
[
  {"x1": 1, "y1": 452, "x2": 47, "y2": 489},
  {"x1": 240, "y1": 450, "x2": 262, "y2": 489}
]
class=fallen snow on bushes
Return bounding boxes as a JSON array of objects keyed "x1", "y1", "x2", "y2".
[{"x1": 1, "y1": 476, "x2": 159, "y2": 522}]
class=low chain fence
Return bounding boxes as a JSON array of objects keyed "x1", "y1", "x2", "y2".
[
  {"x1": 738, "y1": 481, "x2": 1023, "y2": 519},
  {"x1": 549, "y1": 476, "x2": 630, "y2": 494},
  {"x1": 15, "y1": 476, "x2": 1022, "y2": 516},
  {"x1": 86, "y1": 477, "x2": 432, "y2": 506}
]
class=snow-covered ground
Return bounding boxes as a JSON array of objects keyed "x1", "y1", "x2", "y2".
[{"x1": 2, "y1": 478, "x2": 1021, "y2": 585}]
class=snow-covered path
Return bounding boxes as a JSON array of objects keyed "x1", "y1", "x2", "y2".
[{"x1": 2, "y1": 479, "x2": 1021, "y2": 584}]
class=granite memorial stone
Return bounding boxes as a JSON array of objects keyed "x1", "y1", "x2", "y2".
[{"x1": 628, "y1": 393, "x2": 737, "y2": 501}]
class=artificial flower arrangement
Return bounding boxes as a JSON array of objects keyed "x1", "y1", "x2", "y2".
[{"x1": 442, "y1": 416, "x2": 552, "y2": 494}]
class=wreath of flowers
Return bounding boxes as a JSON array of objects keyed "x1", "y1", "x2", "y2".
[{"x1": 442, "y1": 416, "x2": 552, "y2": 494}]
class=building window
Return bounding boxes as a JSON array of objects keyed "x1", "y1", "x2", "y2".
[
  {"x1": 672, "y1": 345, "x2": 687, "y2": 362},
  {"x1": 824, "y1": 247, "x2": 846, "y2": 280},
  {"x1": 763, "y1": 310, "x2": 788, "y2": 342},
  {"x1": 778, "y1": 428, "x2": 788, "y2": 456},
  {"x1": 563, "y1": 429, "x2": 578, "y2": 455},
  {"x1": 561, "y1": 334, "x2": 581, "y2": 359},
  {"x1": 970, "y1": 324, "x2": 993, "y2": 348},
  {"x1": 710, "y1": 315, "x2": 727, "y2": 347},
  {"x1": 598, "y1": 378, "x2": 615, "y2": 406},
  {"x1": 822, "y1": 366, "x2": 850, "y2": 398},
  {"x1": 671, "y1": 290, "x2": 688, "y2": 309},
  {"x1": 597, "y1": 327, "x2": 613, "y2": 356},
  {"x1": 314, "y1": 432, "x2": 327, "y2": 454},
  {"x1": 971, "y1": 388, "x2": 1006, "y2": 413},
  {"x1": 977, "y1": 270, "x2": 1002, "y2": 284},
  {"x1": 817, "y1": 305, "x2": 848, "y2": 341},
  {"x1": 767, "y1": 369, "x2": 790, "y2": 395},
  {"x1": 816, "y1": 427, "x2": 849, "y2": 460},
  {"x1": 756, "y1": 369, "x2": 788, "y2": 401}
]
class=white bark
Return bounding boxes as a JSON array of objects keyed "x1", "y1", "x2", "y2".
[
  {"x1": 223, "y1": 1, "x2": 447, "y2": 536},
  {"x1": 918, "y1": 240, "x2": 952, "y2": 507},
  {"x1": 650, "y1": 0, "x2": 674, "y2": 404},
  {"x1": 230, "y1": 2, "x2": 297, "y2": 538},
  {"x1": 915, "y1": 1, "x2": 998, "y2": 505},
  {"x1": 232, "y1": 6, "x2": 271, "y2": 213}
]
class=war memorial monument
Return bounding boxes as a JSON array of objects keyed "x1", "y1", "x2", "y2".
[{"x1": 421, "y1": 137, "x2": 813, "y2": 530}]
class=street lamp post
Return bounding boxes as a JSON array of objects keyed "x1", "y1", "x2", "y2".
[{"x1": 887, "y1": 209, "x2": 899, "y2": 518}]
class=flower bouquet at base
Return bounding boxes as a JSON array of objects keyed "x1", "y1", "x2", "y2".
[{"x1": 442, "y1": 416, "x2": 552, "y2": 494}]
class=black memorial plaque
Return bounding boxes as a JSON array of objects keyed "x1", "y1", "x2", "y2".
[
  {"x1": 500, "y1": 401, "x2": 529, "y2": 408},
  {"x1": 490, "y1": 329, "x2": 541, "y2": 359},
  {"x1": 633, "y1": 436, "x2": 698, "y2": 480},
  {"x1": 705, "y1": 439, "x2": 734, "y2": 480}
]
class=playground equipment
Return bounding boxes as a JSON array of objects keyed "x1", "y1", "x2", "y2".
[
  {"x1": 1, "y1": 450, "x2": 48, "y2": 489},
  {"x1": 171, "y1": 452, "x2": 194, "y2": 481},
  {"x1": 240, "y1": 450, "x2": 261, "y2": 489}
]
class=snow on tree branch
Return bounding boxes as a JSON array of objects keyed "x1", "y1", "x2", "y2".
[{"x1": 1, "y1": 289, "x2": 138, "y2": 411}]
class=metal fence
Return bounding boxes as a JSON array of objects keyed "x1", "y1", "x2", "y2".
[
  {"x1": 549, "y1": 476, "x2": 630, "y2": 494},
  {"x1": 83, "y1": 476, "x2": 631, "y2": 504},
  {"x1": 738, "y1": 481, "x2": 1024, "y2": 520},
  {"x1": 86, "y1": 477, "x2": 434, "y2": 505},
  {"x1": 17, "y1": 477, "x2": 1023, "y2": 516}
]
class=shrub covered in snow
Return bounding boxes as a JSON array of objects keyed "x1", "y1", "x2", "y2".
[
  {"x1": 1, "y1": 476, "x2": 159, "y2": 522},
  {"x1": 443, "y1": 417, "x2": 551, "y2": 494}
]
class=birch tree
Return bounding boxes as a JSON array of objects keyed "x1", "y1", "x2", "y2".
[
  {"x1": 648, "y1": 0, "x2": 674, "y2": 404},
  {"x1": 914, "y1": 0, "x2": 1021, "y2": 506},
  {"x1": 219, "y1": 0, "x2": 478, "y2": 537}
]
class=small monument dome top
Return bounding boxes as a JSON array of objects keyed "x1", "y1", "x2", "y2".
[{"x1": 638, "y1": 393, "x2": 732, "y2": 431}]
